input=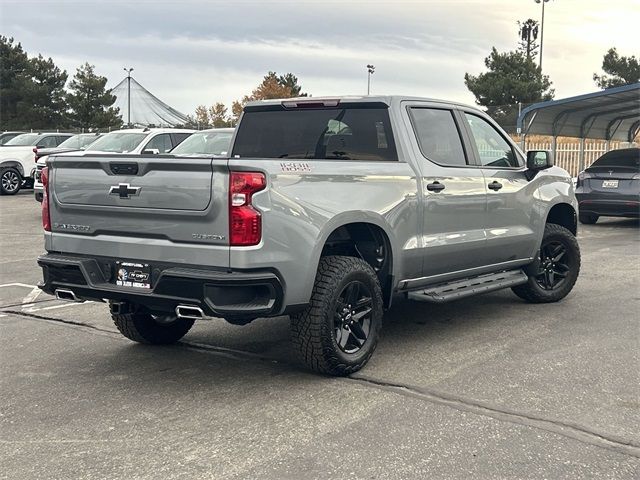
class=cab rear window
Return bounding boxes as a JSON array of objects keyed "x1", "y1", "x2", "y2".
[
  {"x1": 590, "y1": 149, "x2": 640, "y2": 169},
  {"x1": 231, "y1": 105, "x2": 398, "y2": 161}
]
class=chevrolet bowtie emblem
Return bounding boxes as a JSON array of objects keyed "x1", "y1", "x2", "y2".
[{"x1": 109, "y1": 183, "x2": 141, "y2": 199}]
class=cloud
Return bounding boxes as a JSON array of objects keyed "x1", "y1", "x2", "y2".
[{"x1": 2, "y1": 0, "x2": 638, "y2": 115}]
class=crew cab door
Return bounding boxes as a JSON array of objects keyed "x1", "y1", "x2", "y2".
[
  {"x1": 402, "y1": 103, "x2": 488, "y2": 280},
  {"x1": 460, "y1": 111, "x2": 539, "y2": 265}
]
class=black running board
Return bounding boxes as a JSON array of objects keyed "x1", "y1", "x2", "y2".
[{"x1": 407, "y1": 269, "x2": 528, "y2": 303}]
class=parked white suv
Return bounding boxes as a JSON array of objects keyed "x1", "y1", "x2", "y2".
[
  {"x1": 84, "y1": 128, "x2": 194, "y2": 155},
  {"x1": 0, "y1": 132, "x2": 73, "y2": 195},
  {"x1": 34, "y1": 128, "x2": 194, "y2": 201}
]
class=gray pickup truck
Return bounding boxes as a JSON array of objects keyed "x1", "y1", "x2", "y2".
[{"x1": 37, "y1": 96, "x2": 580, "y2": 375}]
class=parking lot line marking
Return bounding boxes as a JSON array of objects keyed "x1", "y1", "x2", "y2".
[
  {"x1": 21, "y1": 286, "x2": 42, "y2": 305},
  {"x1": 0, "y1": 283, "x2": 36, "y2": 289},
  {"x1": 25, "y1": 302, "x2": 87, "y2": 313}
]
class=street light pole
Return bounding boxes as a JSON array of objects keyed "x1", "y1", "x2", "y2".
[
  {"x1": 366, "y1": 64, "x2": 375, "y2": 95},
  {"x1": 123, "y1": 67, "x2": 134, "y2": 126},
  {"x1": 535, "y1": 0, "x2": 550, "y2": 70}
]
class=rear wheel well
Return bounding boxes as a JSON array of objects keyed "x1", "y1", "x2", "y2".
[
  {"x1": 0, "y1": 161, "x2": 24, "y2": 177},
  {"x1": 321, "y1": 223, "x2": 393, "y2": 307},
  {"x1": 546, "y1": 203, "x2": 577, "y2": 235}
]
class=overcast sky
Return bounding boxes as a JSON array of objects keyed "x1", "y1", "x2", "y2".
[{"x1": 1, "y1": 0, "x2": 638, "y2": 116}]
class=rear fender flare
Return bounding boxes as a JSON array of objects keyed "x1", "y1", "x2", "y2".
[{"x1": 310, "y1": 211, "x2": 398, "y2": 280}]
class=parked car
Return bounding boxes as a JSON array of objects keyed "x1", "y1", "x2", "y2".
[
  {"x1": 575, "y1": 147, "x2": 640, "y2": 224},
  {"x1": 0, "y1": 131, "x2": 25, "y2": 145},
  {"x1": 170, "y1": 128, "x2": 234, "y2": 156},
  {"x1": 0, "y1": 132, "x2": 74, "y2": 194},
  {"x1": 83, "y1": 128, "x2": 194, "y2": 154},
  {"x1": 33, "y1": 133, "x2": 104, "y2": 202},
  {"x1": 37, "y1": 96, "x2": 580, "y2": 376}
]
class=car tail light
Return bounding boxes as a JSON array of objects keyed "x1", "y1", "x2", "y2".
[
  {"x1": 576, "y1": 171, "x2": 587, "y2": 188},
  {"x1": 229, "y1": 171, "x2": 266, "y2": 246},
  {"x1": 41, "y1": 167, "x2": 51, "y2": 231}
]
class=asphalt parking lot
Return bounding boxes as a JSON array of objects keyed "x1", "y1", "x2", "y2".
[{"x1": 1, "y1": 190, "x2": 638, "y2": 479}]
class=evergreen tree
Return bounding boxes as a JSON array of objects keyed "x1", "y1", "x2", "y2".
[
  {"x1": 0, "y1": 37, "x2": 68, "y2": 129},
  {"x1": 19, "y1": 54, "x2": 68, "y2": 129},
  {"x1": 464, "y1": 48, "x2": 554, "y2": 131},
  {"x1": 0, "y1": 36, "x2": 31, "y2": 129},
  {"x1": 66, "y1": 63, "x2": 121, "y2": 128},
  {"x1": 593, "y1": 48, "x2": 640, "y2": 89}
]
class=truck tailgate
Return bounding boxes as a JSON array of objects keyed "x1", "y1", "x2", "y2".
[{"x1": 47, "y1": 154, "x2": 230, "y2": 267}]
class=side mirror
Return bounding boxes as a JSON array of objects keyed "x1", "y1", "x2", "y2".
[
  {"x1": 141, "y1": 148, "x2": 160, "y2": 155},
  {"x1": 525, "y1": 150, "x2": 553, "y2": 180}
]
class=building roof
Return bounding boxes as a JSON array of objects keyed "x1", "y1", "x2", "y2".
[
  {"x1": 111, "y1": 76, "x2": 189, "y2": 127},
  {"x1": 517, "y1": 83, "x2": 640, "y2": 142}
]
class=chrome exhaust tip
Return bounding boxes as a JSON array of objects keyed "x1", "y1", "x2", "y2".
[
  {"x1": 55, "y1": 288, "x2": 81, "y2": 302},
  {"x1": 175, "y1": 304, "x2": 205, "y2": 320}
]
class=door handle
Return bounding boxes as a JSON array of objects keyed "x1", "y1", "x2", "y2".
[
  {"x1": 488, "y1": 181, "x2": 503, "y2": 191},
  {"x1": 426, "y1": 181, "x2": 445, "y2": 192}
]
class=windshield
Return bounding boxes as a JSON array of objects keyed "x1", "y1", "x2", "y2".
[
  {"x1": 85, "y1": 132, "x2": 147, "y2": 153},
  {"x1": 4, "y1": 133, "x2": 42, "y2": 146},
  {"x1": 171, "y1": 131, "x2": 233, "y2": 155},
  {"x1": 58, "y1": 135, "x2": 102, "y2": 150}
]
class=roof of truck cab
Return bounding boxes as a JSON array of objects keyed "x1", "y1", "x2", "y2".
[
  {"x1": 192, "y1": 128, "x2": 235, "y2": 133},
  {"x1": 245, "y1": 95, "x2": 479, "y2": 110},
  {"x1": 111, "y1": 128, "x2": 195, "y2": 134}
]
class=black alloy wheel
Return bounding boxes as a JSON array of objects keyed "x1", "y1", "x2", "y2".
[
  {"x1": 535, "y1": 240, "x2": 571, "y2": 290},
  {"x1": 334, "y1": 280, "x2": 373, "y2": 354},
  {"x1": 511, "y1": 223, "x2": 580, "y2": 303}
]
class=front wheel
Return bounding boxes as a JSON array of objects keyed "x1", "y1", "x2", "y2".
[
  {"x1": 290, "y1": 255, "x2": 383, "y2": 376},
  {"x1": 0, "y1": 167, "x2": 22, "y2": 195},
  {"x1": 512, "y1": 223, "x2": 580, "y2": 303},
  {"x1": 112, "y1": 307, "x2": 194, "y2": 344}
]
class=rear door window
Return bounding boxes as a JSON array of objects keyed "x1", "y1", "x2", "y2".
[
  {"x1": 144, "y1": 134, "x2": 172, "y2": 153},
  {"x1": 170, "y1": 133, "x2": 192, "y2": 148},
  {"x1": 232, "y1": 105, "x2": 398, "y2": 161},
  {"x1": 409, "y1": 108, "x2": 468, "y2": 166},
  {"x1": 37, "y1": 136, "x2": 58, "y2": 148}
]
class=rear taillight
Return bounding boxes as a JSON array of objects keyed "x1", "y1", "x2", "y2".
[
  {"x1": 41, "y1": 167, "x2": 51, "y2": 231},
  {"x1": 229, "y1": 171, "x2": 266, "y2": 246},
  {"x1": 576, "y1": 171, "x2": 587, "y2": 188}
]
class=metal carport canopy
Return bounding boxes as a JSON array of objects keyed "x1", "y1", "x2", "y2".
[{"x1": 517, "y1": 83, "x2": 640, "y2": 142}]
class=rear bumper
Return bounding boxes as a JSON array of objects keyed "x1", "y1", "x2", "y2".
[
  {"x1": 576, "y1": 194, "x2": 640, "y2": 217},
  {"x1": 38, "y1": 253, "x2": 285, "y2": 319}
]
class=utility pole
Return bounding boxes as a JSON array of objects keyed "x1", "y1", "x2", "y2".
[
  {"x1": 123, "y1": 67, "x2": 134, "y2": 126},
  {"x1": 535, "y1": 0, "x2": 550, "y2": 70},
  {"x1": 366, "y1": 64, "x2": 375, "y2": 95}
]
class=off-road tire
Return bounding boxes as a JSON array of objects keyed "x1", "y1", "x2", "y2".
[
  {"x1": 512, "y1": 223, "x2": 580, "y2": 303},
  {"x1": 112, "y1": 309, "x2": 194, "y2": 344},
  {"x1": 290, "y1": 255, "x2": 383, "y2": 376},
  {"x1": 0, "y1": 167, "x2": 22, "y2": 195},
  {"x1": 579, "y1": 213, "x2": 598, "y2": 224}
]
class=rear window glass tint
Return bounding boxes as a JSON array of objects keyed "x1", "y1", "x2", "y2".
[
  {"x1": 410, "y1": 108, "x2": 467, "y2": 166},
  {"x1": 590, "y1": 150, "x2": 640, "y2": 169},
  {"x1": 232, "y1": 106, "x2": 398, "y2": 161}
]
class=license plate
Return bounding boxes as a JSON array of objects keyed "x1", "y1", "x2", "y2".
[
  {"x1": 602, "y1": 180, "x2": 619, "y2": 188},
  {"x1": 115, "y1": 261, "x2": 151, "y2": 289}
]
